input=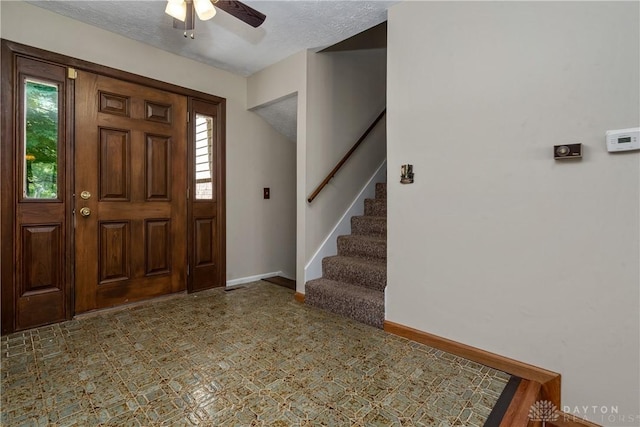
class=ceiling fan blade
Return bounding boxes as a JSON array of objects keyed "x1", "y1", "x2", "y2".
[
  {"x1": 173, "y1": 0, "x2": 195, "y2": 30},
  {"x1": 214, "y1": 1, "x2": 266, "y2": 28}
]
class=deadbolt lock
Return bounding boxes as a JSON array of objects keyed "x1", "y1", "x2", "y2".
[
  {"x1": 79, "y1": 207, "x2": 91, "y2": 217},
  {"x1": 80, "y1": 191, "x2": 91, "y2": 200}
]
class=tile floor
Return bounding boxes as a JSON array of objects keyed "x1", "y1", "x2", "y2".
[{"x1": 1, "y1": 281, "x2": 510, "y2": 426}]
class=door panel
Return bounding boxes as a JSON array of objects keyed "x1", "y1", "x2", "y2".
[
  {"x1": 99, "y1": 221, "x2": 130, "y2": 283},
  {"x1": 145, "y1": 219, "x2": 171, "y2": 275},
  {"x1": 21, "y1": 225, "x2": 61, "y2": 292},
  {"x1": 99, "y1": 128, "x2": 130, "y2": 200},
  {"x1": 74, "y1": 71, "x2": 187, "y2": 313},
  {"x1": 188, "y1": 99, "x2": 224, "y2": 291},
  {"x1": 10, "y1": 57, "x2": 70, "y2": 331},
  {"x1": 146, "y1": 135, "x2": 171, "y2": 200}
]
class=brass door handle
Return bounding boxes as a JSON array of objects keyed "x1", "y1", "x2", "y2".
[{"x1": 79, "y1": 207, "x2": 91, "y2": 217}]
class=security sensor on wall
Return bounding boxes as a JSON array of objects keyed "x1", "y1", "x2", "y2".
[{"x1": 554, "y1": 143, "x2": 582, "y2": 160}]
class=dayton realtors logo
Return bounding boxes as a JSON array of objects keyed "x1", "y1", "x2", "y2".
[
  {"x1": 563, "y1": 405, "x2": 640, "y2": 425},
  {"x1": 529, "y1": 400, "x2": 560, "y2": 427}
]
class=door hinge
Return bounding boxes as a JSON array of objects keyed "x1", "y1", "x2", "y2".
[
  {"x1": 187, "y1": 111, "x2": 190, "y2": 123},
  {"x1": 187, "y1": 187, "x2": 190, "y2": 200},
  {"x1": 187, "y1": 265, "x2": 190, "y2": 276},
  {"x1": 67, "y1": 67, "x2": 78, "y2": 80}
]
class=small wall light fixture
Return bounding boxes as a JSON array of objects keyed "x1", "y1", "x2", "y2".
[{"x1": 400, "y1": 164, "x2": 414, "y2": 184}]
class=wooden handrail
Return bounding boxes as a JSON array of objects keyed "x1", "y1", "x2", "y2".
[{"x1": 307, "y1": 109, "x2": 386, "y2": 203}]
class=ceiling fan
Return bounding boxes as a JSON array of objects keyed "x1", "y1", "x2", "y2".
[{"x1": 165, "y1": 0, "x2": 266, "y2": 37}]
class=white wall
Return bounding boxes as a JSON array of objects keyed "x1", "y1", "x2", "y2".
[
  {"x1": 248, "y1": 48, "x2": 387, "y2": 292},
  {"x1": 387, "y1": 2, "x2": 640, "y2": 423},
  {"x1": 247, "y1": 51, "x2": 306, "y2": 110},
  {"x1": 247, "y1": 51, "x2": 307, "y2": 285},
  {"x1": 1, "y1": 0, "x2": 296, "y2": 283},
  {"x1": 305, "y1": 49, "x2": 387, "y2": 273}
]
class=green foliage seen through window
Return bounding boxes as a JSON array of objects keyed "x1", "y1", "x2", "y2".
[{"x1": 25, "y1": 80, "x2": 59, "y2": 199}]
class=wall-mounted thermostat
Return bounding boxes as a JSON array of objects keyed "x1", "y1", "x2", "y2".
[{"x1": 606, "y1": 127, "x2": 639, "y2": 152}]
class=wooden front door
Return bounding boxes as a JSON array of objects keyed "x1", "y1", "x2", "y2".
[
  {"x1": 1, "y1": 56, "x2": 73, "y2": 332},
  {"x1": 74, "y1": 71, "x2": 187, "y2": 313}
]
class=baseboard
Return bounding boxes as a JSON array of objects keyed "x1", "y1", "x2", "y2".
[
  {"x1": 226, "y1": 271, "x2": 282, "y2": 287},
  {"x1": 294, "y1": 292, "x2": 305, "y2": 303},
  {"x1": 383, "y1": 320, "x2": 561, "y2": 406},
  {"x1": 499, "y1": 379, "x2": 541, "y2": 426}
]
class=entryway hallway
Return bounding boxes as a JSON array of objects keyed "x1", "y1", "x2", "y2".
[{"x1": 1, "y1": 282, "x2": 510, "y2": 426}]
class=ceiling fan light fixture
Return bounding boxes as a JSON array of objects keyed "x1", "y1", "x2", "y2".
[
  {"x1": 165, "y1": 0, "x2": 187, "y2": 22},
  {"x1": 194, "y1": 0, "x2": 216, "y2": 20}
]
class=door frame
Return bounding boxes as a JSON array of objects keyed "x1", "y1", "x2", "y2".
[{"x1": 1, "y1": 40, "x2": 227, "y2": 335}]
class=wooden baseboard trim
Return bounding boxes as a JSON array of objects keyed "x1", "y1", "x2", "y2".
[
  {"x1": 294, "y1": 292, "x2": 305, "y2": 303},
  {"x1": 497, "y1": 385, "x2": 602, "y2": 427},
  {"x1": 499, "y1": 378, "x2": 541, "y2": 426},
  {"x1": 383, "y1": 321, "x2": 601, "y2": 427},
  {"x1": 485, "y1": 376, "x2": 523, "y2": 426},
  {"x1": 383, "y1": 320, "x2": 561, "y2": 405}
]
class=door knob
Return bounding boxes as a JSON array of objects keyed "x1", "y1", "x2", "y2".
[
  {"x1": 79, "y1": 207, "x2": 91, "y2": 217},
  {"x1": 80, "y1": 190, "x2": 91, "y2": 200}
]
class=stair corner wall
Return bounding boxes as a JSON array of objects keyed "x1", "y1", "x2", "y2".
[
  {"x1": 304, "y1": 160, "x2": 387, "y2": 286},
  {"x1": 306, "y1": 181, "x2": 387, "y2": 328}
]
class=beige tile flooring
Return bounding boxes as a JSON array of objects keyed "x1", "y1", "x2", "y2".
[{"x1": 1, "y1": 281, "x2": 510, "y2": 426}]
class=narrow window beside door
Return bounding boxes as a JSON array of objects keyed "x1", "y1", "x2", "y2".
[
  {"x1": 194, "y1": 114, "x2": 214, "y2": 200},
  {"x1": 23, "y1": 79, "x2": 60, "y2": 199}
]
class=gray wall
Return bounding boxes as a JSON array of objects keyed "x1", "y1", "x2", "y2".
[
  {"x1": 305, "y1": 49, "x2": 387, "y2": 270},
  {"x1": 247, "y1": 48, "x2": 387, "y2": 291},
  {"x1": 387, "y1": 1, "x2": 639, "y2": 421}
]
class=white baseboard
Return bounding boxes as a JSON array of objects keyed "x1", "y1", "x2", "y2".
[
  {"x1": 226, "y1": 271, "x2": 282, "y2": 287},
  {"x1": 304, "y1": 160, "x2": 387, "y2": 281}
]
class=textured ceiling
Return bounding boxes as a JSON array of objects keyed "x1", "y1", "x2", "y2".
[
  {"x1": 251, "y1": 93, "x2": 298, "y2": 142},
  {"x1": 27, "y1": 0, "x2": 396, "y2": 77}
]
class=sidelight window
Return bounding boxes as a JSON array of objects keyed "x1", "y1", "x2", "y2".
[
  {"x1": 23, "y1": 79, "x2": 60, "y2": 199},
  {"x1": 194, "y1": 113, "x2": 214, "y2": 200}
]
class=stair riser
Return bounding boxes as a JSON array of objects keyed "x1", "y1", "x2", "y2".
[
  {"x1": 351, "y1": 217, "x2": 386, "y2": 237},
  {"x1": 364, "y1": 199, "x2": 386, "y2": 217},
  {"x1": 323, "y1": 258, "x2": 386, "y2": 292},
  {"x1": 375, "y1": 183, "x2": 386, "y2": 200},
  {"x1": 306, "y1": 282, "x2": 384, "y2": 329},
  {"x1": 304, "y1": 181, "x2": 387, "y2": 329},
  {"x1": 337, "y1": 237, "x2": 386, "y2": 261},
  {"x1": 307, "y1": 292, "x2": 384, "y2": 329}
]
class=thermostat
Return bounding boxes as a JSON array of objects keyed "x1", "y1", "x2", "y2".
[{"x1": 606, "y1": 127, "x2": 639, "y2": 152}]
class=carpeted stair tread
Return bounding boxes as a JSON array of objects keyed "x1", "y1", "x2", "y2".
[
  {"x1": 364, "y1": 198, "x2": 386, "y2": 217},
  {"x1": 323, "y1": 255, "x2": 386, "y2": 292},
  {"x1": 337, "y1": 234, "x2": 386, "y2": 261},
  {"x1": 375, "y1": 182, "x2": 386, "y2": 200},
  {"x1": 351, "y1": 215, "x2": 386, "y2": 237},
  {"x1": 304, "y1": 181, "x2": 387, "y2": 328},
  {"x1": 305, "y1": 278, "x2": 384, "y2": 329}
]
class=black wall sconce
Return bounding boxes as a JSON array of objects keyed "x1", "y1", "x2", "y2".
[{"x1": 400, "y1": 164, "x2": 414, "y2": 184}]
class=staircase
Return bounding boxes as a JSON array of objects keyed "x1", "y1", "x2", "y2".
[{"x1": 305, "y1": 182, "x2": 386, "y2": 328}]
